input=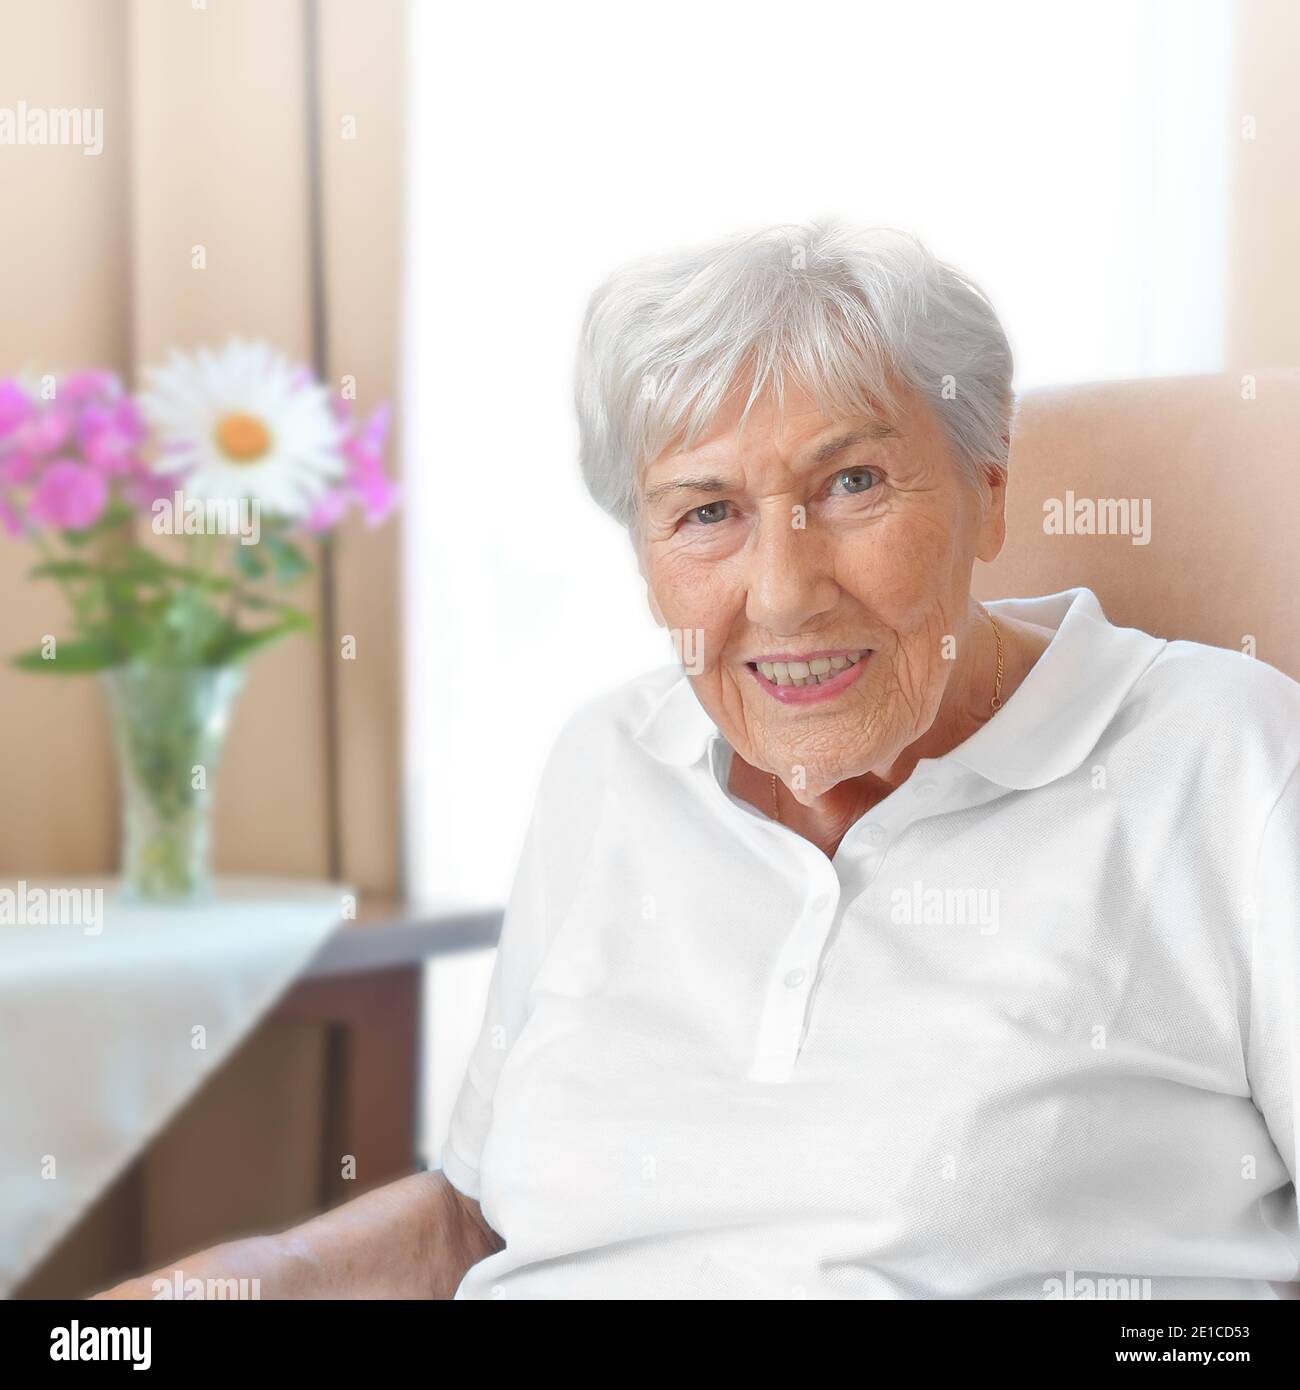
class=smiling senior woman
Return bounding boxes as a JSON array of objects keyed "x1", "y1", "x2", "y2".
[{"x1": 101, "y1": 222, "x2": 1300, "y2": 1302}]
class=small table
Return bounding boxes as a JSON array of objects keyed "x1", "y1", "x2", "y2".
[
  {"x1": 276, "y1": 896, "x2": 503, "y2": 1207},
  {"x1": 0, "y1": 877, "x2": 502, "y2": 1297}
]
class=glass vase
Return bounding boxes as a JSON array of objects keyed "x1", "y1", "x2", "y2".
[{"x1": 100, "y1": 663, "x2": 246, "y2": 902}]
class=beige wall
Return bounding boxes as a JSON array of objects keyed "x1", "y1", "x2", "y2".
[
  {"x1": 0, "y1": 0, "x2": 127, "y2": 874},
  {"x1": 317, "y1": 0, "x2": 405, "y2": 894},
  {"x1": 0, "y1": 0, "x2": 404, "y2": 893},
  {"x1": 1227, "y1": 0, "x2": 1300, "y2": 367}
]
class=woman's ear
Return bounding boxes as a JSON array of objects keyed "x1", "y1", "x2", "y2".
[{"x1": 974, "y1": 458, "x2": 1009, "y2": 565}]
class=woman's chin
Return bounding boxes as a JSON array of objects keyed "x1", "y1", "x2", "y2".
[{"x1": 773, "y1": 760, "x2": 882, "y2": 803}]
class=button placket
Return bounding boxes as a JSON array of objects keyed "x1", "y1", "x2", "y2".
[{"x1": 748, "y1": 877, "x2": 840, "y2": 1081}]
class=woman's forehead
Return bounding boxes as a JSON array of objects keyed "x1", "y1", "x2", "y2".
[{"x1": 643, "y1": 381, "x2": 928, "y2": 480}]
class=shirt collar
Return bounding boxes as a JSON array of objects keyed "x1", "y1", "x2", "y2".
[
  {"x1": 632, "y1": 663, "x2": 724, "y2": 767},
  {"x1": 946, "y1": 587, "x2": 1166, "y2": 789},
  {"x1": 633, "y1": 588, "x2": 1167, "y2": 792}
]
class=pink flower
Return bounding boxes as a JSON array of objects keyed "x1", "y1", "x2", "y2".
[
  {"x1": 11, "y1": 407, "x2": 71, "y2": 458},
  {"x1": 0, "y1": 381, "x2": 32, "y2": 437},
  {"x1": 352, "y1": 466, "x2": 399, "y2": 525},
  {"x1": 348, "y1": 400, "x2": 390, "y2": 458},
  {"x1": 302, "y1": 488, "x2": 350, "y2": 533},
  {"x1": 27, "y1": 459, "x2": 109, "y2": 530},
  {"x1": 341, "y1": 404, "x2": 398, "y2": 524},
  {"x1": 0, "y1": 494, "x2": 22, "y2": 536},
  {"x1": 120, "y1": 467, "x2": 177, "y2": 513},
  {"x1": 84, "y1": 430, "x2": 134, "y2": 474},
  {"x1": 0, "y1": 452, "x2": 38, "y2": 486},
  {"x1": 294, "y1": 400, "x2": 398, "y2": 533},
  {"x1": 60, "y1": 369, "x2": 122, "y2": 403},
  {"x1": 80, "y1": 398, "x2": 145, "y2": 475}
]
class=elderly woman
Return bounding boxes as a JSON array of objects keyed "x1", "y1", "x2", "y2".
[{"x1": 102, "y1": 222, "x2": 1299, "y2": 1301}]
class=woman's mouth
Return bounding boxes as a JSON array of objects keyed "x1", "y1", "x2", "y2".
[{"x1": 746, "y1": 651, "x2": 870, "y2": 704}]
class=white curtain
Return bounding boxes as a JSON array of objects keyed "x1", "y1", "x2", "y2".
[{"x1": 403, "y1": 0, "x2": 1232, "y2": 1165}]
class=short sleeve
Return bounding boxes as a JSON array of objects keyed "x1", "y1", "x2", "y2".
[
  {"x1": 440, "y1": 799, "x2": 549, "y2": 1202},
  {"x1": 1246, "y1": 758, "x2": 1300, "y2": 1194},
  {"x1": 439, "y1": 705, "x2": 608, "y2": 1203}
]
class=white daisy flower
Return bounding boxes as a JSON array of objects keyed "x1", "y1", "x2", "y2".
[{"x1": 137, "y1": 338, "x2": 344, "y2": 519}]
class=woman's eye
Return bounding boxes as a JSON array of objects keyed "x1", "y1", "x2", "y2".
[
  {"x1": 685, "y1": 500, "x2": 730, "y2": 525},
  {"x1": 831, "y1": 468, "x2": 877, "y2": 496}
]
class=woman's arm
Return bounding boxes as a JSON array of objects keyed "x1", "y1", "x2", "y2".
[{"x1": 92, "y1": 1169, "x2": 503, "y2": 1300}]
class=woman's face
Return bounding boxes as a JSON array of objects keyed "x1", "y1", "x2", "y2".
[{"x1": 636, "y1": 379, "x2": 1007, "y2": 799}]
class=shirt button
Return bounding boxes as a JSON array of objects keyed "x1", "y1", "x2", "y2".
[
  {"x1": 914, "y1": 777, "x2": 938, "y2": 797},
  {"x1": 784, "y1": 968, "x2": 807, "y2": 989},
  {"x1": 863, "y1": 823, "x2": 887, "y2": 846},
  {"x1": 810, "y1": 892, "x2": 831, "y2": 912}
]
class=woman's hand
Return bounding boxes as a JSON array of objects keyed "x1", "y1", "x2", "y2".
[{"x1": 90, "y1": 1169, "x2": 502, "y2": 1300}]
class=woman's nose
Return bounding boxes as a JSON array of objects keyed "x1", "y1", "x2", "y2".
[{"x1": 743, "y1": 512, "x2": 838, "y2": 633}]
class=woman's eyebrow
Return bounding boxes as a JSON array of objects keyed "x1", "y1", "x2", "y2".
[
  {"x1": 642, "y1": 474, "x2": 732, "y2": 507},
  {"x1": 643, "y1": 423, "x2": 899, "y2": 506},
  {"x1": 806, "y1": 421, "x2": 900, "y2": 466}
]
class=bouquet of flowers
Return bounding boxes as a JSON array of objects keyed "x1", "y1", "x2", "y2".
[
  {"x1": 0, "y1": 338, "x2": 398, "y2": 899},
  {"x1": 0, "y1": 338, "x2": 397, "y2": 670}
]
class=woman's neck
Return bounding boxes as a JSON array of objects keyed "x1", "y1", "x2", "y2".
[{"x1": 727, "y1": 612, "x2": 1054, "y2": 860}]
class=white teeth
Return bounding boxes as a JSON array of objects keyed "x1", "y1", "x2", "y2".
[{"x1": 755, "y1": 652, "x2": 867, "y2": 687}]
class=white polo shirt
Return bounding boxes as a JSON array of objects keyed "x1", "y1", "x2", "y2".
[{"x1": 442, "y1": 587, "x2": 1300, "y2": 1299}]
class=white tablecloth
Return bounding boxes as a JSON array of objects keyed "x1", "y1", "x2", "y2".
[{"x1": 0, "y1": 877, "x2": 345, "y2": 1295}]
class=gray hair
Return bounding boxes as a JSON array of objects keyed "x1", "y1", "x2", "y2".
[{"x1": 573, "y1": 219, "x2": 1015, "y2": 533}]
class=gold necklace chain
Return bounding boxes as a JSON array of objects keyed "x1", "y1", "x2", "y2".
[
  {"x1": 987, "y1": 605, "x2": 1005, "y2": 712},
  {"x1": 768, "y1": 607, "x2": 1004, "y2": 825}
]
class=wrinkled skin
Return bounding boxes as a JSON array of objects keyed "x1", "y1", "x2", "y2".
[{"x1": 636, "y1": 378, "x2": 1052, "y2": 858}]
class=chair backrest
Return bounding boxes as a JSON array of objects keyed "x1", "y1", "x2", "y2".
[{"x1": 973, "y1": 370, "x2": 1300, "y2": 681}]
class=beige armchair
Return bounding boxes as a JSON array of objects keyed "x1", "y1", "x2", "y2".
[{"x1": 975, "y1": 371, "x2": 1300, "y2": 682}]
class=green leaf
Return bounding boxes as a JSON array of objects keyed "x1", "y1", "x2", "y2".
[
  {"x1": 114, "y1": 549, "x2": 170, "y2": 580},
  {"x1": 235, "y1": 593, "x2": 312, "y2": 621},
  {"x1": 265, "y1": 536, "x2": 311, "y2": 585},
  {"x1": 159, "y1": 590, "x2": 228, "y2": 661},
  {"x1": 11, "y1": 637, "x2": 122, "y2": 673},
  {"x1": 130, "y1": 551, "x2": 236, "y2": 591},
  {"x1": 203, "y1": 609, "x2": 312, "y2": 665},
  {"x1": 29, "y1": 559, "x2": 96, "y2": 580},
  {"x1": 31, "y1": 548, "x2": 236, "y2": 593},
  {"x1": 61, "y1": 498, "x2": 135, "y2": 546},
  {"x1": 233, "y1": 542, "x2": 268, "y2": 581},
  {"x1": 103, "y1": 615, "x2": 159, "y2": 659}
]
